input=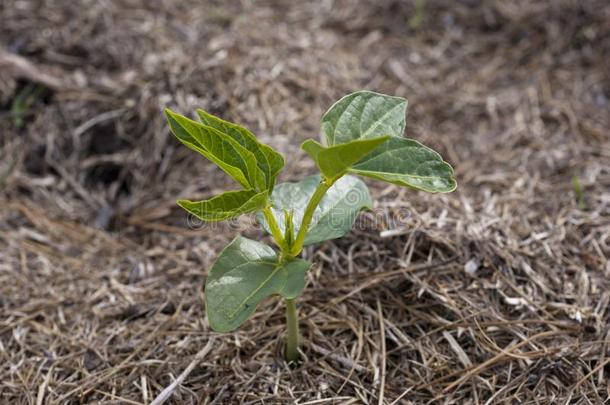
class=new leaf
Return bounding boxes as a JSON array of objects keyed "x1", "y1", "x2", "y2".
[
  {"x1": 178, "y1": 190, "x2": 268, "y2": 222},
  {"x1": 301, "y1": 137, "x2": 390, "y2": 181},
  {"x1": 197, "y1": 109, "x2": 284, "y2": 191},
  {"x1": 166, "y1": 109, "x2": 265, "y2": 190},
  {"x1": 313, "y1": 90, "x2": 456, "y2": 192},
  {"x1": 166, "y1": 108, "x2": 285, "y2": 192},
  {"x1": 351, "y1": 137, "x2": 456, "y2": 192},
  {"x1": 321, "y1": 90, "x2": 408, "y2": 145}
]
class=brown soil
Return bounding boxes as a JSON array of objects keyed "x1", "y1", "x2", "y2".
[{"x1": 1, "y1": 0, "x2": 609, "y2": 403}]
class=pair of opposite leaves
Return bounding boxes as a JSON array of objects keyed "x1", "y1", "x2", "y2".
[{"x1": 166, "y1": 91, "x2": 456, "y2": 332}]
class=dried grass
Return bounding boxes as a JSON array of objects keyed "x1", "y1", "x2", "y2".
[{"x1": 1, "y1": 0, "x2": 609, "y2": 403}]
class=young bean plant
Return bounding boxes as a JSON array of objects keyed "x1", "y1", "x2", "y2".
[{"x1": 165, "y1": 91, "x2": 456, "y2": 362}]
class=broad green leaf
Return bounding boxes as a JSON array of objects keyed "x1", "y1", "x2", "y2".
[
  {"x1": 321, "y1": 91, "x2": 408, "y2": 145},
  {"x1": 205, "y1": 236, "x2": 310, "y2": 332},
  {"x1": 177, "y1": 189, "x2": 267, "y2": 222},
  {"x1": 317, "y1": 91, "x2": 456, "y2": 192},
  {"x1": 350, "y1": 137, "x2": 456, "y2": 193},
  {"x1": 257, "y1": 175, "x2": 372, "y2": 246},
  {"x1": 165, "y1": 109, "x2": 265, "y2": 190},
  {"x1": 302, "y1": 136, "x2": 390, "y2": 180},
  {"x1": 197, "y1": 109, "x2": 284, "y2": 190}
]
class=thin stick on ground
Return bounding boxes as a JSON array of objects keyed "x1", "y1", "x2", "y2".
[
  {"x1": 309, "y1": 342, "x2": 370, "y2": 374},
  {"x1": 377, "y1": 299, "x2": 386, "y2": 405},
  {"x1": 150, "y1": 338, "x2": 215, "y2": 405}
]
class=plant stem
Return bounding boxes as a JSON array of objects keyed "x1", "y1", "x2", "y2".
[
  {"x1": 290, "y1": 178, "x2": 332, "y2": 256},
  {"x1": 263, "y1": 206, "x2": 285, "y2": 250},
  {"x1": 285, "y1": 298, "x2": 299, "y2": 362},
  {"x1": 267, "y1": 177, "x2": 336, "y2": 362}
]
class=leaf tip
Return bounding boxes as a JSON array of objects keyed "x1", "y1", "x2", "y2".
[
  {"x1": 163, "y1": 107, "x2": 177, "y2": 119},
  {"x1": 195, "y1": 107, "x2": 209, "y2": 116},
  {"x1": 176, "y1": 199, "x2": 197, "y2": 213}
]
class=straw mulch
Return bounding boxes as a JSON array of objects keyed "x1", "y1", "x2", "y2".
[{"x1": 1, "y1": 1, "x2": 609, "y2": 403}]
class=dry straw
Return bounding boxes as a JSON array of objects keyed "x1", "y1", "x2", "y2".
[{"x1": 1, "y1": 0, "x2": 609, "y2": 403}]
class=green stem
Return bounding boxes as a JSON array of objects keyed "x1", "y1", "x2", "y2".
[
  {"x1": 267, "y1": 177, "x2": 336, "y2": 362},
  {"x1": 263, "y1": 206, "x2": 285, "y2": 250},
  {"x1": 289, "y1": 178, "x2": 332, "y2": 256},
  {"x1": 285, "y1": 298, "x2": 299, "y2": 362}
]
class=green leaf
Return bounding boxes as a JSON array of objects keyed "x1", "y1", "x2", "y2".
[
  {"x1": 317, "y1": 91, "x2": 456, "y2": 192},
  {"x1": 302, "y1": 136, "x2": 390, "y2": 180},
  {"x1": 197, "y1": 109, "x2": 284, "y2": 190},
  {"x1": 321, "y1": 90, "x2": 408, "y2": 145},
  {"x1": 258, "y1": 175, "x2": 372, "y2": 246},
  {"x1": 350, "y1": 137, "x2": 456, "y2": 193},
  {"x1": 205, "y1": 237, "x2": 310, "y2": 332},
  {"x1": 165, "y1": 109, "x2": 265, "y2": 190},
  {"x1": 177, "y1": 189, "x2": 267, "y2": 222}
]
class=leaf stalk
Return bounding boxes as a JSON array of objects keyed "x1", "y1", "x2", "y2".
[
  {"x1": 289, "y1": 178, "x2": 333, "y2": 256},
  {"x1": 263, "y1": 206, "x2": 286, "y2": 250}
]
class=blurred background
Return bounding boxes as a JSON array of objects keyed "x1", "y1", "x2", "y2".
[{"x1": 1, "y1": 1, "x2": 609, "y2": 403}]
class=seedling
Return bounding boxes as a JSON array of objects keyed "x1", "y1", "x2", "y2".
[
  {"x1": 572, "y1": 175, "x2": 587, "y2": 210},
  {"x1": 165, "y1": 91, "x2": 456, "y2": 362}
]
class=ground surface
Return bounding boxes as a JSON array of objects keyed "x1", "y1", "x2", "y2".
[{"x1": 1, "y1": 1, "x2": 609, "y2": 403}]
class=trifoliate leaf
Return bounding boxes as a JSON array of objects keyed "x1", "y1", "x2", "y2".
[
  {"x1": 165, "y1": 109, "x2": 265, "y2": 190},
  {"x1": 321, "y1": 90, "x2": 408, "y2": 145},
  {"x1": 197, "y1": 109, "x2": 284, "y2": 191}
]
